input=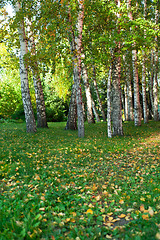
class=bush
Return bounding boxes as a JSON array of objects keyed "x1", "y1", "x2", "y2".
[{"x1": 45, "y1": 99, "x2": 66, "y2": 122}]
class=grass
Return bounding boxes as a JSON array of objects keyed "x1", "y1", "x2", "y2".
[{"x1": 0, "y1": 121, "x2": 160, "y2": 240}]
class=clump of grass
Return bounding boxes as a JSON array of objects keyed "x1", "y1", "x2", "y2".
[{"x1": 0, "y1": 121, "x2": 160, "y2": 239}]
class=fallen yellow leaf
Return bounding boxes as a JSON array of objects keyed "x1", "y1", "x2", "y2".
[
  {"x1": 140, "y1": 204, "x2": 145, "y2": 212},
  {"x1": 119, "y1": 199, "x2": 124, "y2": 204},
  {"x1": 118, "y1": 214, "x2": 126, "y2": 218},
  {"x1": 142, "y1": 214, "x2": 149, "y2": 220},
  {"x1": 86, "y1": 209, "x2": 93, "y2": 214},
  {"x1": 95, "y1": 195, "x2": 101, "y2": 201},
  {"x1": 108, "y1": 217, "x2": 114, "y2": 221},
  {"x1": 71, "y1": 212, "x2": 77, "y2": 217},
  {"x1": 148, "y1": 207, "x2": 154, "y2": 217},
  {"x1": 70, "y1": 218, "x2": 76, "y2": 223}
]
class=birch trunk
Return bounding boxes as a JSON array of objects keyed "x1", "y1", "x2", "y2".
[
  {"x1": 149, "y1": 50, "x2": 154, "y2": 112},
  {"x1": 30, "y1": 37, "x2": 48, "y2": 128},
  {"x1": 74, "y1": 1, "x2": 85, "y2": 137},
  {"x1": 15, "y1": 2, "x2": 36, "y2": 133},
  {"x1": 65, "y1": 83, "x2": 77, "y2": 130},
  {"x1": 68, "y1": 1, "x2": 85, "y2": 137},
  {"x1": 124, "y1": 83, "x2": 129, "y2": 121},
  {"x1": 127, "y1": 0, "x2": 141, "y2": 126},
  {"x1": 153, "y1": 2, "x2": 159, "y2": 121},
  {"x1": 127, "y1": 66, "x2": 134, "y2": 121},
  {"x1": 141, "y1": 0, "x2": 148, "y2": 123},
  {"x1": 81, "y1": 60, "x2": 95, "y2": 124},
  {"x1": 107, "y1": 65, "x2": 112, "y2": 138},
  {"x1": 93, "y1": 65, "x2": 106, "y2": 122},
  {"x1": 112, "y1": 52, "x2": 123, "y2": 136},
  {"x1": 91, "y1": 98, "x2": 101, "y2": 122},
  {"x1": 132, "y1": 48, "x2": 142, "y2": 126}
]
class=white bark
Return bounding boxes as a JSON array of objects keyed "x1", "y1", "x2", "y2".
[
  {"x1": 81, "y1": 60, "x2": 95, "y2": 124},
  {"x1": 30, "y1": 36, "x2": 48, "y2": 128},
  {"x1": 65, "y1": 83, "x2": 77, "y2": 130},
  {"x1": 107, "y1": 65, "x2": 112, "y2": 138},
  {"x1": 112, "y1": 52, "x2": 123, "y2": 136},
  {"x1": 132, "y1": 49, "x2": 142, "y2": 126},
  {"x1": 124, "y1": 83, "x2": 129, "y2": 121},
  {"x1": 93, "y1": 65, "x2": 106, "y2": 122},
  {"x1": 15, "y1": 2, "x2": 36, "y2": 133},
  {"x1": 153, "y1": 3, "x2": 159, "y2": 121},
  {"x1": 141, "y1": 0, "x2": 148, "y2": 123},
  {"x1": 91, "y1": 98, "x2": 101, "y2": 122}
]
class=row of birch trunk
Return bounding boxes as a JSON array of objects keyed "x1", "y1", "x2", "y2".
[{"x1": 14, "y1": 0, "x2": 159, "y2": 138}]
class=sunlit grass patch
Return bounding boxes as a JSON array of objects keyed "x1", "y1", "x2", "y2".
[{"x1": 0, "y1": 121, "x2": 160, "y2": 239}]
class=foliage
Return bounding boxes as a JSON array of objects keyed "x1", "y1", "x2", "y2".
[
  {"x1": 0, "y1": 69, "x2": 22, "y2": 118},
  {"x1": 0, "y1": 121, "x2": 160, "y2": 239}
]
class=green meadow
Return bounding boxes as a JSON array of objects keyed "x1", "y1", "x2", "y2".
[{"x1": 0, "y1": 121, "x2": 160, "y2": 239}]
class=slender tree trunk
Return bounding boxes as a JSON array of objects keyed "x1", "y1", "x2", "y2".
[
  {"x1": 153, "y1": 1, "x2": 159, "y2": 121},
  {"x1": 132, "y1": 48, "x2": 142, "y2": 126},
  {"x1": 149, "y1": 50, "x2": 154, "y2": 112},
  {"x1": 112, "y1": 51, "x2": 123, "y2": 136},
  {"x1": 81, "y1": 59, "x2": 95, "y2": 124},
  {"x1": 74, "y1": 1, "x2": 85, "y2": 137},
  {"x1": 124, "y1": 83, "x2": 129, "y2": 121},
  {"x1": 127, "y1": 60, "x2": 134, "y2": 121},
  {"x1": 107, "y1": 65, "x2": 112, "y2": 138},
  {"x1": 127, "y1": 0, "x2": 141, "y2": 126},
  {"x1": 91, "y1": 98, "x2": 101, "y2": 122},
  {"x1": 141, "y1": 0, "x2": 148, "y2": 123},
  {"x1": 65, "y1": 83, "x2": 77, "y2": 130},
  {"x1": 15, "y1": 2, "x2": 36, "y2": 133},
  {"x1": 68, "y1": 1, "x2": 85, "y2": 137},
  {"x1": 92, "y1": 65, "x2": 106, "y2": 122},
  {"x1": 30, "y1": 37, "x2": 48, "y2": 128}
]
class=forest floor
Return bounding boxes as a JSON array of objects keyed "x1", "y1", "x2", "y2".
[{"x1": 0, "y1": 121, "x2": 160, "y2": 240}]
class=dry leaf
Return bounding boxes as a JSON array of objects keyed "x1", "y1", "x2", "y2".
[
  {"x1": 86, "y1": 209, "x2": 93, "y2": 214},
  {"x1": 70, "y1": 218, "x2": 76, "y2": 223},
  {"x1": 142, "y1": 214, "x2": 149, "y2": 220},
  {"x1": 140, "y1": 204, "x2": 145, "y2": 212},
  {"x1": 119, "y1": 199, "x2": 124, "y2": 204},
  {"x1": 95, "y1": 195, "x2": 101, "y2": 201},
  {"x1": 148, "y1": 207, "x2": 154, "y2": 217},
  {"x1": 108, "y1": 217, "x2": 114, "y2": 221},
  {"x1": 118, "y1": 214, "x2": 126, "y2": 218}
]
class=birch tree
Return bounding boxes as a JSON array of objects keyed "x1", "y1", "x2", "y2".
[
  {"x1": 141, "y1": 0, "x2": 148, "y2": 123},
  {"x1": 153, "y1": 0, "x2": 159, "y2": 121},
  {"x1": 81, "y1": 57, "x2": 95, "y2": 124},
  {"x1": 68, "y1": 1, "x2": 85, "y2": 137},
  {"x1": 14, "y1": 2, "x2": 36, "y2": 133},
  {"x1": 107, "y1": 65, "x2": 112, "y2": 138},
  {"x1": 128, "y1": 0, "x2": 141, "y2": 126},
  {"x1": 29, "y1": 36, "x2": 48, "y2": 128},
  {"x1": 65, "y1": 83, "x2": 77, "y2": 130}
]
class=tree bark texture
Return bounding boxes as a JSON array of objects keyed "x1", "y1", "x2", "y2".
[
  {"x1": 124, "y1": 83, "x2": 129, "y2": 121},
  {"x1": 153, "y1": 2, "x2": 159, "y2": 121},
  {"x1": 30, "y1": 37, "x2": 48, "y2": 128},
  {"x1": 107, "y1": 65, "x2": 112, "y2": 138},
  {"x1": 67, "y1": 2, "x2": 85, "y2": 137},
  {"x1": 15, "y1": 2, "x2": 36, "y2": 133},
  {"x1": 112, "y1": 52, "x2": 123, "y2": 136},
  {"x1": 92, "y1": 65, "x2": 106, "y2": 122},
  {"x1": 141, "y1": 0, "x2": 148, "y2": 123},
  {"x1": 91, "y1": 98, "x2": 101, "y2": 123},
  {"x1": 132, "y1": 49, "x2": 142, "y2": 126},
  {"x1": 65, "y1": 83, "x2": 77, "y2": 130},
  {"x1": 81, "y1": 60, "x2": 95, "y2": 124}
]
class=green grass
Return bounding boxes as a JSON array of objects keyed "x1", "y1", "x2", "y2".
[{"x1": 0, "y1": 121, "x2": 160, "y2": 240}]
